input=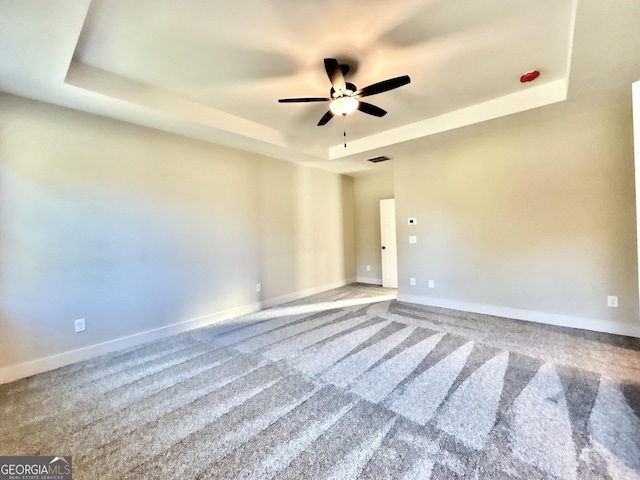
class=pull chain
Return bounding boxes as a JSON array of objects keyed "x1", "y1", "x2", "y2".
[{"x1": 343, "y1": 114, "x2": 347, "y2": 148}]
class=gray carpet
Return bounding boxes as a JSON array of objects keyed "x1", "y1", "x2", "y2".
[{"x1": 1, "y1": 284, "x2": 640, "y2": 479}]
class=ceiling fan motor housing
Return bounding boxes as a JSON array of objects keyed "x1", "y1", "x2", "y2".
[{"x1": 331, "y1": 82, "x2": 358, "y2": 98}]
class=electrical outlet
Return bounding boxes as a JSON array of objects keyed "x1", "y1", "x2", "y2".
[
  {"x1": 410, "y1": 277, "x2": 416, "y2": 286},
  {"x1": 607, "y1": 295, "x2": 618, "y2": 307},
  {"x1": 409, "y1": 236, "x2": 417, "y2": 244},
  {"x1": 256, "y1": 283, "x2": 262, "y2": 293},
  {"x1": 366, "y1": 265, "x2": 371, "y2": 271},
  {"x1": 428, "y1": 280, "x2": 435, "y2": 288},
  {"x1": 74, "y1": 318, "x2": 86, "y2": 333}
]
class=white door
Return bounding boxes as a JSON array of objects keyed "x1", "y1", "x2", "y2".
[{"x1": 380, "y1": 199, "x2": 398, "y2": 288}]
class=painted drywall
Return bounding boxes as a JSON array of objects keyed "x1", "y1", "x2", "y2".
[
  {"x1": 0, "y1": 93, "x2": 355, "y2": 380},
  {"x1": 257, "y1": 157, "x2": 355, "y2": 304},
  {"x1": 634, "y1": 80, "x2": 640, "y2": 324},
  {"x1": 353, "y1": 172, "x2": 394, "y2": 284},
  {"x1": 395, "y1": 101, "x2": 640, "y2": 337}
]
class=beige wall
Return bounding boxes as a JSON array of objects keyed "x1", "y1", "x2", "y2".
[
  {"x1": 395, "y1": 101, "x2": 639, "y2": 335},
  {"x1": 634, "y1": 80, "x2": 640, "y2": 324},
  {"x1": 258, "y1": 157, "x2": 355, "y2": 302},
  {"x1": 0, "y1": 93, "x2": 355, "y2": 376},
  {"x1": 353, "y1": 172, "x2": 394, "y2": 284}
]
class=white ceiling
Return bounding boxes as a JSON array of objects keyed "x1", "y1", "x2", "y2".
[{"x1": 1, "y1": 0, "x2": 639, "y2": 175}]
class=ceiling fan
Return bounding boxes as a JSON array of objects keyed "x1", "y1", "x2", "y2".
[{"x1": 278, "y1": 58, "x2": 411, "y2": 126}]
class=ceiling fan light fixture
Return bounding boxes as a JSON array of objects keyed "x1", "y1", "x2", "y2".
[{"x1": 330, "y1": 96, "x2": 359, "y2": 116}]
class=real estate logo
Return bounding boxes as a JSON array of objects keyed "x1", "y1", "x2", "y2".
[{"x1": 0, "y1": 456, "x2": 72, "y2": 480}]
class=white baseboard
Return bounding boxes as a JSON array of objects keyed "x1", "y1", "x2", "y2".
[
  {"x1": 0, "y1": 302, "x2": 263, "y2": 385},
  {"x1": 0, "y1": 278, "x2": 359, "y2": 385},
  {"x1": 397, "y1": 293, "x2": 640, "y2": 338},
  {"x1": 356, "y1": 276, "x2": 382, "y2": 285}
]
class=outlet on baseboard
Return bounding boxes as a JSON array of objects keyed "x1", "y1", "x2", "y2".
[
  {"x1": 607, "y1": 295, "x2": 618, "y2": 307},
  {"x1": 74, "y1": 318, "x2": 86, "y2": 333},
  {"x1": 256, "y1": 283, "x2": 262, "y2": 293}
]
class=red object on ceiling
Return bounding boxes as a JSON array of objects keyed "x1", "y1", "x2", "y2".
[{"x1": 520, "y1": 70, "x2": 540, "y2": 83}]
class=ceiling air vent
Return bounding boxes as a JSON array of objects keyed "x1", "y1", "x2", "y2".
[{"x1": 367, "y1": 155, "x2": 391, "y2": 163}]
